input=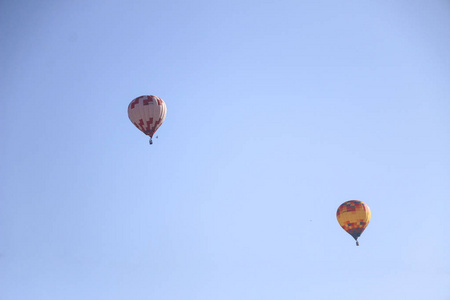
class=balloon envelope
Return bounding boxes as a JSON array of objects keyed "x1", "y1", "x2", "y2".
[
  {"x1": 128, "y1": 95, "x2": 167, "y2": 139},
  {"x1": 336, "y1": 200, "x2": 371, "y2": 243}
]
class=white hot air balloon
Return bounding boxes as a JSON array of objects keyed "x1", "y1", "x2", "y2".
[{"x1": 128, "y1": 95, "x2": 167, "y2": 144}]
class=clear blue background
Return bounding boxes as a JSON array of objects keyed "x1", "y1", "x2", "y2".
[{"x1": 1, "y1": 1, "x2": 449, "y2": 299}]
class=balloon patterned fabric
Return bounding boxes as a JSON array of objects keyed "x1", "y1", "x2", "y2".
[
  {"x1": 128, "y1": 95, "x2": 167, "y2": 138},
  {"x1": 336, "y1": 200, "x2": 371, "y2": 242}
]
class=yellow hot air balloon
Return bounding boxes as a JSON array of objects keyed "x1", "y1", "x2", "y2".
[{"x1": 336, "y1": 200, "x2": 371, "y2": 246}]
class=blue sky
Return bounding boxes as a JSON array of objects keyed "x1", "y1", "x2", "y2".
[{"x1": 1, "y1": 1, "x2": 450, "y2": 299}]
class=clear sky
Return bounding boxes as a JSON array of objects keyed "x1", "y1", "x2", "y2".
[{"x1": 1, "y1": 1, "x2": 450, "y2": 299}]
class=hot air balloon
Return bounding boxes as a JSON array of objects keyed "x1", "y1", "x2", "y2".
[
  {"x1": 128, "y1": 95, "x2": 167, "y2": 144},
  {"x1": 336, "y1": 200, "x2": 371, "y2": 246}
]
